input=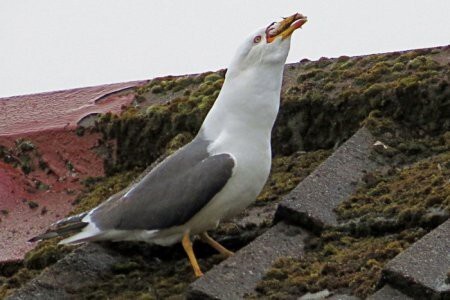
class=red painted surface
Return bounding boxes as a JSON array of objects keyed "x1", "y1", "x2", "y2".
[
  {"x1": 0, "y1": 81, "x2": 146, "y2": 263},
  {"x1": 0, "y1": 81, "x2": 145, "y2": 136}
]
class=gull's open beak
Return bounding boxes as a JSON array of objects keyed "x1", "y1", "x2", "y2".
[{"x1": 266, "y1": 13, "x2": 308, "y2": 43}]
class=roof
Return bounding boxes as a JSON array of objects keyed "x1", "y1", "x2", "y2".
[{"x1": 0, "y1": 81, "x2": 145, "y2": 136}]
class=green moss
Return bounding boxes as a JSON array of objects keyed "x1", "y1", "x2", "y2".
[
  {"x1": 355, "y1": 62, "x2": 391, "y2": 85},
  {"x1": 26, "y1": 200, "x2": 39, "y2": 209},
  {"x1": 146, "y1": 104, "x2": 169, "y2": 115},
  {"x1": 204, "y1": 73, "x2": 223, "y2": 82},
  {"x1": 297, "y1": 68, "x2": 326, "y2": 82},
  {"x1": 165, "y1": 132, "x2": 194, "y2": 155},
  {"x1": 364, "y1": 113, "x2": 449, "y2": 167},
  {"x1": 135, "y1": 72, "x2": 224, "y2": 104},
  {"x1": 406, "y1": 55, "x2": 440, "y2": 71},
  {"x1": 151, "y1": 85, "x2": 163, "y2": 94},
  {"x1": 0, "y1": 268, "x2": 39, "y2": 299},
  {"x1": 20, "y1": 159, "x2": 32, "y2": 174},
  {"x1": 75, "y1": 243, "x2": 226, "y2": 299},
  {"x1": 323, "y1": 82, "x2": 335, "y2": 91},
  {"x1": 71, "y1": 170, "x2": 141, "y2": 215},
  {"x1": 175, "y1": 76, "x2": 193, "y2": 87},
  {"x1": 65, "y1": 160, "x2": 75, "y2": 172},
  {"x1": 392, "y1": 62, "x2": 405, "y2": 71},
  {"x1": 0, "y1": 239, "x2": 73, "y2": 298},
  {"x1": 0, "y1": 139, "x2": 47, "y2": 175},
  {"x1": 75, "y1": 126, "x2": 85, "y2": 136},
  {"x1": 96, "y1": 72, "x2": 225, "y2": 174},
  {"x1": 277, "y1": 47, "x2": 448, "y2": 155},
  {"x1": 111, "y1": 261, "x2": 142, "y2": 274},
  {"x1": 24, "y1": 240, "x2": 71, "y2": 270},
  {"x1": 257, "y1": 150, "x2": 332, "y2": 203},
  {"x1": 16, "y1": 139, "x2": 35, "y2": 152},
  {"x1": 364, "y1": 82, "x2": 386, "y2": 98},
  {"x1": 36, "y1": 180, "x2": 49, "y2": 191},
  {"x1": 336, "y1": 152, "x2": 450, "y2": 232},
  {"x1": 252, "y1": 228, "x2": 425, "y2": 299}
]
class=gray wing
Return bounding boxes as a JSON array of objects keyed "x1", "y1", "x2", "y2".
[{"x1": 90, "y1": 137, "x2": 235, "y2": 231}]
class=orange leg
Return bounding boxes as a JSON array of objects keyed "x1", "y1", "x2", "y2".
[
  {"x1": 200, "y1": 232, "x2": 234, "y2": 258},
  {"x1": 182, "y1": 231, "x2": 203, "y2": 277}
]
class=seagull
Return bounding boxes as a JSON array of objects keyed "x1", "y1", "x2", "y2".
[{"x1": 30, "y1": 13, "x2": 307, "y2": 277}]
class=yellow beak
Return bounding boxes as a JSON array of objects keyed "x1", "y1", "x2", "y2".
[{"x1": 266, "y1": 13, "x2": 308, "y2": 43}]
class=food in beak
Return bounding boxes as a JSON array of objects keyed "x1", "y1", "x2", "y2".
[{"x1": 266, "y1": 13, "x2": 307, "y2": 43}]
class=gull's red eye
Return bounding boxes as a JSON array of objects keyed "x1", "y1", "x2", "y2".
[{"x1": 253, "y1": 35, "x2": 261, "y2": 43}]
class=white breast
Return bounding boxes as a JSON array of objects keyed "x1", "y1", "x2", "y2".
[{"x1": 182, "y1": 117, "x2": 273, "y2": 235}]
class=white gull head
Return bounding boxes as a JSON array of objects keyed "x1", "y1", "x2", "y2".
[
  {"x1": 227, "y1": 13, "x2": 307, "y2": 78},
  {"x1": 201, "y1": 13, "x2": 308, "y2": 144}
]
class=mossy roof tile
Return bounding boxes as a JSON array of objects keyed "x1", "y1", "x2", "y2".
[
  {"x1": 276, "y1": 127, "x2": 379, "y2": 232},
  {"x1": 367, "y1": 284, "x2": 412, "y2": 300},
  {"x1": 188, "y1": 222, "x2": 310, "y2": 300},
  {"x1": 382, "y1": 219, "x2": 450, "y2": 299}
]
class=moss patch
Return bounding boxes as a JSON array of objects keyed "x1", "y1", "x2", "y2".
[
  {"x1": 273, "y1": 47, "x2": 449, "y2": 155},
  {"x1": 0, "y1": 268, "x2": 39, "y2": 299},
  {"x1": 0, "y1": 239, "x2": 71, "y2": 298},
  {"x1": 257, "y1": 150, "x2": 332, "y2": 203},
  {"x1": 74, "y1": 242, "x2": 226, "y2": 299},
  {"x1": 336, "y1": 152, "x2": 450, "y2": 235},
  {"x1": 0, "y1": 139, "x2": 44, "y2": 175},
  {"x1": 252, "y1": 228, "x2": 425, "y2": 299},
  {"x1": 71, "y1": 170, "x2": 141, "y2": 215},
  {"x1": 23, "y1": 240, "x2": 72, "y2": 270},
  {"x1": 97, "y1": 71, "x2": 225, "y2": 174}
]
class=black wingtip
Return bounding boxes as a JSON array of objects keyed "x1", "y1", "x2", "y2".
[
  {"x1": 28, "y1": 213, "x2": 89, "y2": 243},
  {"x1": 28, "y1": 232, "x2": 59, "y2": 243},
  {"x1": 28, "y1": 237, "x2": 39, "y2": 243}
]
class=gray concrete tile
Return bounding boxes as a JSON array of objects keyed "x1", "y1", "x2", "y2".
[
  {"x1": 276, "y1": 127, "x2": 378, "y2": 232},
  {"x1": 382, "y1": 219, "x2": 450, "y2": 299},
  {"x1": 7, "y1": 244, "x2": 126, "y2": 300},
  {"x1": 187, "y1": 222, "x2": 310, "y2": 300},
  {"x1": 368, "y1": 284, "x2": 412, "y2": 300}
]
